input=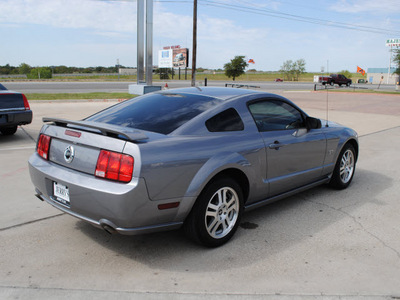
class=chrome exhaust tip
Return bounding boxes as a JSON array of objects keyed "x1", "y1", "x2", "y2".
[{"x1": 99, "y1": 219, "x2": 117, "y2": 234}]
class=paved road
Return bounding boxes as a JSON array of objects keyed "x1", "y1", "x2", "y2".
[
  {"x1": 1, "y1": 92, "x2": 400, "y2": 299},
  {"x1": 2, "y1": 80, "x2": 398, "y2": 93}
]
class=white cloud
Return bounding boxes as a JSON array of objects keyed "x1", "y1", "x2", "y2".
[
  {"x1": 331, "y1": 0, "x2": 400, "y2": 14},
  {"x1": 0, "y1": 0, "x2": 137, "y2": 32}
]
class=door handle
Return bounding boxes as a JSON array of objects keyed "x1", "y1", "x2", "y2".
[{"x1": 268, "y1": 141, "x2": 284, "y2": 150}]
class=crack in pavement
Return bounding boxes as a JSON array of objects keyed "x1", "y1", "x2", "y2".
[
  {"x1": 20, "y1": 126, "x2": 37, "y2": 143},
  {"x1": 0, "y1": 285, "x2": 398, "y2": 299},
  {"x1": 303, "y1": 198, "x2": 400, "y2": 260},
  {"x1": 0, "y1": 213, "x2": 65, "y2": 232},
  {"x1": 358, "y1": 125, "x2": 400, "y2": 138}
]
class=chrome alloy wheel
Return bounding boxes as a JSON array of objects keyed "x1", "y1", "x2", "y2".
[
  {"x1": 205, "y1": 187, "x2": 239, "y2": 239},
  {"x1": 340, "y1": 149, "x2": 355, "y2": 184}
]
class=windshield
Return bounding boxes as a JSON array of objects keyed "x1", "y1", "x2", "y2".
[{"x1": 86, "y1": 92, "x2": 223, "y2": 134}]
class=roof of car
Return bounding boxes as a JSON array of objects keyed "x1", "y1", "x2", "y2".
[{"x1": 158, "y1": 87, "x2": 264, "y2": 100}]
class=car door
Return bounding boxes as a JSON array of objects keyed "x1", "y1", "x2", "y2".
[{"x1": 248, "y1": 98, "x2": 326, "y2": 197}]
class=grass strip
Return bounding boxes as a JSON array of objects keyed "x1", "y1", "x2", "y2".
[{"x1": 26, "y1": 92, "x2": 135, "y2": 101}]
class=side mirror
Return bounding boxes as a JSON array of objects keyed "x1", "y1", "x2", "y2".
[{"x1": 306, "y1": 117, "x2": 322, "y2": 130}]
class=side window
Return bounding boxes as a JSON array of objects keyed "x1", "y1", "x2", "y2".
[
  {"x1": 248, "y1": 99, "x2": 305, "y2": 132},
  {"x1": 205, "y1": 108, "x2": 244, "y2": 132}
]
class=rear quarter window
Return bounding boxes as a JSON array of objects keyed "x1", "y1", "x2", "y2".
[{"x1": 205, "y1": 108, "x2": 244, "y2": 132}]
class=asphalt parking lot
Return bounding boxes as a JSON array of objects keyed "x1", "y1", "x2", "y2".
[{"x1": 1, "y1": 91, "x2": 400, "y2": 299}]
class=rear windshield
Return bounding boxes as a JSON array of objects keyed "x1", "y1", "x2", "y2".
[
  {"x1": 0, "y1": 93, "x2": 24, "y2": 110},
  {"x1": 86, "y1": 93, "x2": 223, "y2": 134}
]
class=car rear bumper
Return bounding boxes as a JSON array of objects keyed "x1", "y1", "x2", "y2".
[
  {"x1": 0, "y1": 110, "x2": 32, "y2": 127},
  {"x1": 34, "y1": 189, "x2": 182, "y2": 235},
  {"x1": 28, "y1": 153, "x2": 185, "y2": 234}
]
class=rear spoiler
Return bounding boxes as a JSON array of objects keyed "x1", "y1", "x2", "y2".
[{"x1": 43, "y1": 117, "x2": 149, "y2": 142}]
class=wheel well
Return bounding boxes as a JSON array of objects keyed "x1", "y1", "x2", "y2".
[
  {"x1": 345, "y1": 139, "x2": 359, "y2": 161},
  {"x1": 206, "y1": 168, "x2": 250, "y2": 203}
]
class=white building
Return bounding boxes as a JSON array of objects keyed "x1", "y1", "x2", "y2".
[{"x1": 367, "y1": 67, "x2": 398, "y2": 84}]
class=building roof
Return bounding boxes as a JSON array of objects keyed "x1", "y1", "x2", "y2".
[{"x1": 367, "y1": 67, "x2": 397, "y2": 73}]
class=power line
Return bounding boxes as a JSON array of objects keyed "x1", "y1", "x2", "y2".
[
  {"x1": 155, "y1": 0, "x2": 400, "y2": 36},
  {"x1": 200, "y1": 0, "x2": 400, "y2": 35}
]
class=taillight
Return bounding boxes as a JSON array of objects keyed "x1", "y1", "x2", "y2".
[
  {"x1": 22, "y1": 94, "x2": 30, "y2": 110},
  {"x1": 95, "y1": 150, "x2": 134, "y2": 183},
  {"x1": 37, "y1": 134, "x2": 51, "y2": 160}
]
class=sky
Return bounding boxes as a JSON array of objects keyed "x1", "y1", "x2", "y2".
[{"x1": 0, "y1": 0, "x2": 399, "y2": 72}]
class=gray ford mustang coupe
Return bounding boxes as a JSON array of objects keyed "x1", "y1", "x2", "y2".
[{"x1": 29, "y1": 87, "x2": 358, "y2": 247}]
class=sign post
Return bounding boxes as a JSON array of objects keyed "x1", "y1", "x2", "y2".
[
  {"x1": 129, "y1": 0, "x2": 161, "y2": 95},
  {"x1": 385, "y1": 38, "x2": 400, "y2": 84}
]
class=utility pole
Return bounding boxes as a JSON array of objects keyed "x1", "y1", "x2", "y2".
[{"x1": 191, "y1": 0, "x2": 197, "y2": 87}]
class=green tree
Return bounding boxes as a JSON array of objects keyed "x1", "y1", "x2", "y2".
[
  {"x1": 338, "y1": 70, "x2": 352, "y2": 79},
  {"x1": 27, "y1": 67, "x2": 52, "y2": 79},
  {"x1": 293, "y1": 59, "x2": 306, "y2": 81},
  {"x1": 224, "y1": 56, "x2": 248, "y2": 81},
  {"x1": 0, "y1": 64, "x2": 13, "y2": 75},
  {"x1": 394, "y1": 49, "x2": 400, "y2": 75},
  {"x1": 18, "y1": 63, "x2": 31, "y2": 75},
  {"x1": 280, "y1": 60, "x2": 294, "y2": 81},
  {"x1": 280, "y1": 59, "x2": 306, "y2": 81}
]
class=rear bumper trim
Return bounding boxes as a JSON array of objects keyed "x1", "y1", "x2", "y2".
[{"x1": 35, "y1": 190, "x2": 183, "y2": 235}]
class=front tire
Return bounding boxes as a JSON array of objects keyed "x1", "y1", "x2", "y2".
[
  {"x1": 329, "y1": 144, "x2": 356, "y2": 189},
  {"x1": 184, "y1": 178, "x2": 243, "y2": 247}
]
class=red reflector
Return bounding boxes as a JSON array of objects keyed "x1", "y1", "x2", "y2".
[
  {"x1": 37, "y1": 134, "x2": 51, "y2": 160},
  {"x1": 158, "y1": 202, "x2": 180, "y2": 210},
  {"x1": 95, "y1": 150, "x2": 134, "y2": 183},
  {"x1": 65, "y1": 130, "x2": 81, "y2": 138}
]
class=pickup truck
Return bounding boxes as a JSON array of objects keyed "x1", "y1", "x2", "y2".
[
  {"x1": 0, "y1": 84, "x2": 32, "y2": 135},
  {"x1": 314, "y1": 74, "x2": 352, "y2": 86}
]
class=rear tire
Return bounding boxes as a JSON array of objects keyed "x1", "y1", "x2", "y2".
[
  {"x1": 0, "y1": 126, "x2": 17, "y2": 135},
  {"x1": 330, "y1": 81, "x2": 334, "y2": 86},
  {"x1": 329, "y1": 144, "x2": 356, "y2": 189},
  {"x1": 184, "y1": 178, "x2": 243, "y2": 247}
]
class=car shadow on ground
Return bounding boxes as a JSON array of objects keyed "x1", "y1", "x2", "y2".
[
  {"x1": 0, "y1": 127, "x2": 36, "y2": 145},
  {"x1": 75, "y1": 167, "x2": 391, "y2": 273}
]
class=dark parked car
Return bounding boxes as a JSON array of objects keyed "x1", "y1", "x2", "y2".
[
  {"x1": 29, "y1": 87, "x2": 358, "y2": 247},
  {"x1": 0, "y1": 84, "x2": 32, "y2": 135}
]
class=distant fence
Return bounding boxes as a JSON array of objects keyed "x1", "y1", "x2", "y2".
[
  {"x1": 0, "y1": 74, "x2": 27, "y2": 78},
  {"x1": 53, "y1": 73, "x2": 119, "y2": 77}
]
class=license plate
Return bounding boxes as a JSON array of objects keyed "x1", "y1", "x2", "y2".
[{"x1": 53, "y1": 182, "x2": 70, "y2": 205}]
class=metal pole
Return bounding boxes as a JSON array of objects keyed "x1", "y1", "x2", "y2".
[
  {"x1": 145, "y1": 0, "x2": 153, "y2": 86},
  {"x1": 388, "y1": 45, "x2": 392, "y2": 84},
  {"x1": 137, "y1": 0, "x2": 144, "y2": 84},
  {"x1": 191, "y1": 0, "x2": 197, "y2": 87}
]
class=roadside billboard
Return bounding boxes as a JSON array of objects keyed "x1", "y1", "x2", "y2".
[
  {"x1": 172, "y1": 48, "x2": 189, "y2": 68},
  {"x1": 158, "y1": 49, "x2": 173, "y2": 68},
  {"x1": 159, "y1": 46, "x2": 189, "y2": 68}
]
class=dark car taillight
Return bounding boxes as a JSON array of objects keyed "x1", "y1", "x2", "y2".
[
  {"x1": 37, "y1": 134, "x2": 51, "y2": 160},
  {"x1": 22, "y1": 94, "x2": 30, "y2": 110},
  {"x1": 95, "y1": 150, "x2": 134, "y2": 183}
]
